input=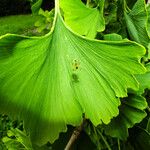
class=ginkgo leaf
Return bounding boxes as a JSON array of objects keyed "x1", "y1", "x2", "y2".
[
  {"x1": 104, "y1": 94, "x2": 147, "y2": 140},
  {"x1": 136, "y1": 63, "x2": 150, "y2": 94},
  {"x1": 125, "y1": 0, "x2": 137, "y2": 9},
  {"x1": 60, "y1": 0, "x2": 105, "y2": 38},
  {"x1": 2, "y1": 128, "x2": 33, "y2": 150},
  {"x1": 124, "y1": 0, "x2": 150, "y2": 48},
  {"x1": 0, "y1": 0, "x2": 146, "y2": 145}
]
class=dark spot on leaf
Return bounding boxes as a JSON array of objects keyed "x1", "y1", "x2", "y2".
[{"x1": 72, "y1": 73, "x2": 79, "y2": 82}]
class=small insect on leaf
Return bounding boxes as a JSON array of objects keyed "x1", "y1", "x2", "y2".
[
  {"x1": 72, "y1": 59, "x2": 80, "y2": 71},
  {"x1": 72, "y1": 59, "x2": 80, "y2": 82}
]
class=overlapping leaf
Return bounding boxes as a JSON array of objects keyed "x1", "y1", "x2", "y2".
[
  {"x1": 103, "y1": 33, "x2": 122, "y2": 41},
  {"x1": 129, "y1": 127, "x2": 150, "y2": 150},
  {"x1": 136, "y1": 63, "x2": 150, "y2": 94},
  {"x1": 124, "y1": 0, "x2": 150, "y2": 48},
  {"x1": 60, "y1": 0, "x2": 105, "y2": 38},
  {"x1": 104, "y1": 95, "x2": 147, "y2": 140},
  {"x1": 2, "y1": 129, "x2": 33, "y2": 150},
  {"x1": 0, "y1": 0, "x2": 146, "y2": 145}
]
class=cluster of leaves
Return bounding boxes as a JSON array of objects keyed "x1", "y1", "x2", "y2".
[
  {"x1": 34, "y1": 8, "x2": 54, "y2": 33},
  {"x1": 0, "y1": 0, "x2": 150, "y2": 149}
]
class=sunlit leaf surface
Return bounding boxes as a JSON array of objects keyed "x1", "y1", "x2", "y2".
[
  {"x1": 0, "y1": 0, "x2": 146, "y2": 145},
  {"x1": 60, "y1": 0, "x2": 105, "y2": 38}
]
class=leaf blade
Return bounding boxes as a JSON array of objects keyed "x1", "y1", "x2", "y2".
[{"x1": 0, "y1": 10, "x2": 146, "y2": 145}]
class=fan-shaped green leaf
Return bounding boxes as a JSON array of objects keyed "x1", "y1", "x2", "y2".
[
  {"x1": 0, "y1": 1, "x2": 146, "y2": 145},
  {"x1": 104, "y1": 95, "x2": 147, "y2": 140},
  {"x1": 124, "y1": 0, "x2": 150, "y2": 48},
  {"x1": 60, "y1": 0, "x2": 105, "y2": 38}
]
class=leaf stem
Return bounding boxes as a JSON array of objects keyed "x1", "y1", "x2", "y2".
[
  {"x1": 97, "y1": 130, "x2": 112, "y2": 150},
  {"x1": 55, "y1": 0, "x2": 59, "y2": 13},
  {"x1": 64, "y1": 119, "x2": 86, "y2": 150},
  {"x1": 86, "y1": 0, "x2": 91, "y2": 7},
  {"x1": 146, "y1": 118, "x2": 150, "y2": 130},
  {"x1": 93, "y1": 126, "x2": 101, "y2": 150},
  {"x1": 117, "y1": 139, "x2": 121, "y2": 150}
]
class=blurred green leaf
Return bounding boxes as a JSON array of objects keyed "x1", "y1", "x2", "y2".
[
  {"x1": 2, "y1": 128, "x2": 33, "y2": 150},
  {"x1": 124, "y1": 0, "x2": 150, "y2": 48},
  {"x1": 104, "y1": 33, "x2": 122, "y2": 41},
  {"x1": 129, "y1": 127, "x2": 150, "y2": 150},
  {"x1": 136, "y1": 63, "x2": 150, "y2": 94},
  {"x1": 34, "y1": 8, "x2": 54, "y2": 33},
  {"x1": 147, "y1": 4, "x2": 150, "y2": 37},
  {"x1": 104, "y1": 94, "x2": 147, "y2": 140},
  {"x1": 31, "y1": 0, "x2": 43, "y2": 14}
]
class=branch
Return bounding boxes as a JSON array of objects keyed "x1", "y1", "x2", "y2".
[{"x1": 64, "y1": 119, "x2": 86, "y2": 150}]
